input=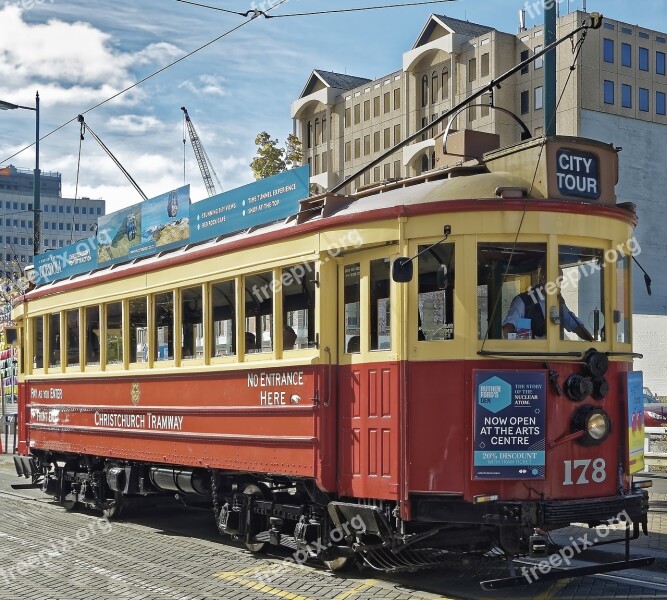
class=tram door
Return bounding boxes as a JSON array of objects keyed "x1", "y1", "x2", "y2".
[{"x1": 337, "y1": 252, "x2": 400, "y2": 500}]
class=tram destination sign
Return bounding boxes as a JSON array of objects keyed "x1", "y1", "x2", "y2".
[
  {"x1": 473, "y1": 370, "x2": 546, "y2": 480},
  {"x1": 190, "y1": 165, "x2": 310, "y2": 243},
  {"x1": 556, "y1": 148, "x2": 600, "y2": 200}
]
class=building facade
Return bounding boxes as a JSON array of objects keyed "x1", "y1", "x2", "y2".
[
  {"x1": 0, "y1": 165, "x2": 104, "y2": 278},
  {"x1": 292, "y1": 11, "x2": 667, "y2": 393}
]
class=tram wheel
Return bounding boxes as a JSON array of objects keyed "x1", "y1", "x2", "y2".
[
  {"x1": 243, "y1": 483, "x2": 270, "y2": 553},
  {"x1": 61, "y1": 493, "x2": 78, "y2": 512},
  {"x1": 102, "y1": 491, "x2": 124, "y2": 519},
  {"x1": 324, "y1": 556, "x2": 353, "y2": 572}
]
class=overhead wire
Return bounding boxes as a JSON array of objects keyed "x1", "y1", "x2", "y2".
[{"x1": 0, "y1": 0, "x2": 291, "y2": 166}]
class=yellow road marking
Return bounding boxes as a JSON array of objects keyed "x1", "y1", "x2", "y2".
[
  {"x1": 535, "y1": 576, "x2": 571, "y2": 600},
  {"x1": 213, "y1": 571, "x2": 315, "y2": 600},
  {"x1": 332, "y1": 579, "x2": 381, "y2": 599}
]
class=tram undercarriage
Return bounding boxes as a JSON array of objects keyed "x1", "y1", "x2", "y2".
[{"x1": 14, "y1": 451, "x2": 654, "y2": 587}]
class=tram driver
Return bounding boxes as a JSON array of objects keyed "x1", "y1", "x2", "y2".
[{"x1": 502, "y1": 259, "x2": 593, "y2": 341}]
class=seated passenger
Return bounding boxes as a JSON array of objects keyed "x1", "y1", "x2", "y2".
[
  {"x1": 245, "y1": 331, "x2": 256, "y2": 352},
  {"x1": 346, "y1": 335, "x2": 360, "y2": 353},
  {"x1": 283, "y1": 325, "x2": 297, "y2": 350},
  {"x1": 502, "y1": 261, "x2": 593, "y2": 341}
]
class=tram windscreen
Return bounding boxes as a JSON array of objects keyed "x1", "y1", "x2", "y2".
[{"x1": 344, "y1": 263, "x2": 360, "y2": 353}]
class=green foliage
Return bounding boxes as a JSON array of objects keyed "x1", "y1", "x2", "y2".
[{"x1": 250, "y1": 132, "x2": 303, "y2": 180}]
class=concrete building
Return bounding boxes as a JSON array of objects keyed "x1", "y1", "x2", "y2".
[
  {"x1": 292, "y1": 10, "x2": 667, "y2": 393},
  {"x1": 0, "y1": 165, "x2": 104, "y2": 278}
]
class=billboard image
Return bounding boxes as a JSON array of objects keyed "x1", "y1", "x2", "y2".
[{"x1": 97, "y1": 204, "x2": 143, "y2": 265}]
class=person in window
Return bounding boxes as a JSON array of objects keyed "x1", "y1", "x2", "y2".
[
  {"x1": 283, "y1": 326, "x2": 297, "y2": 350},
  {"x1": 245, "y1": 331, "x2": 256, "y2": 352},
  {"x1": 502, "y1": 261, "x2": 593, "y2": 341}
]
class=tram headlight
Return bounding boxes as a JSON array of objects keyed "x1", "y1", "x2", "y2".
[{"x1": 571, "y1": 405, "x2": 611, "y2": 445}]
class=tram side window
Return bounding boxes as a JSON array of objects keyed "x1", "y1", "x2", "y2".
[
  {"x1": 106, "y1": 302, "x2": 123, "y2": 365},
  {"x1": 344, "y1": 263, "x2": 360, "y2": 353},
  {"x1": 211, "y1": 280, "x2": 236, "y2": 357},
  {"x1": 615, "y1": 254, "x2": 630, "y2": 344},
  {"x1": 49, "y1": 313, "x2": 60, "y2": 368},
  {"x1": 370, "y1": 258, "x2": 391, "y2": 351},
  {"x1": 66, "y1": 309, "x2": 80, "y2": 367},
  {"x1": 477, "y1": 244, "x2": 546, "y2": 340},
  {"x1": 32, "y1": 316, "x2": 43, "y2": 369},
  {"x1": 558, "y1": 247, "x2": 605, "y2": 342},
  {"x1": 282, "y1": 262, "x2": 316, "y2": 350},
  {"x1": 181, "y1": 286, "x2": 203, "y2": 359},
  {"x1": 418, "y1": 243, "x2": 455, "y2": 341},
  {"x1": 245, "y1": 272, "x2": 273, "y2": 353},
  {"x1": 154, "y1": 292, "x2": 174, "y2": 361},
  {"x1": 85, "y1": 306, "x2": 100, "y2": 365},
  {"x1": 129, "y1": 297, "x2": 148, "y2": 363}
]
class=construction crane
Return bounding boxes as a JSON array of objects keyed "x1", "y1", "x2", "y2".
[{"x1": 181, "y1": 106, "x2": 222, "y2": 197}]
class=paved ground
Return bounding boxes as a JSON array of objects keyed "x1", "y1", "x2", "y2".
[{"x1": 1, "y1": 455, "x2": 666, "y2": 600}]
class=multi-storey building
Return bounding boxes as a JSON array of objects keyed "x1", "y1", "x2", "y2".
[
  {"x1": 0, "y1": 165, "x2": 104, "y2": 278},
  {"x1": 292, "y1": 10, "x2": 667, "y2": 392}
]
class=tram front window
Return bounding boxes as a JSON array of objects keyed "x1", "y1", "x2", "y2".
[
  {"x1": 32, "y1": 316, "x2": 43, "y2": 369},
  {"x1": 558, "y1": 247, "x2": 605, "y2": 342},
  {"x1": 477, "y1": 243, "x2": 546, "y2": 340},
  {"x1": 418, "y1": 243, "x2": 454, "y2": 341},
  {"x1": 370, "y1": 258, "x2": 391, "y2": 351}
]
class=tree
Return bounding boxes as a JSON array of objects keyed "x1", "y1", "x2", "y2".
[{"x1": 250, "y1": 132, "x2": 303, "y2": 180}]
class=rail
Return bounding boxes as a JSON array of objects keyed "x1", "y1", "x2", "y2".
[{"x1": 644, "y1": 426, "x2": 667, "y2": 471}]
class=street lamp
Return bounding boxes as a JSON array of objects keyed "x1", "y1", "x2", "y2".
[{"x1": 0, "y1": 91, "x2": 40, "y2": 258}]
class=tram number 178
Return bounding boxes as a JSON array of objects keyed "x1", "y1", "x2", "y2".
[{"x1": 562, "y1": 458, "x2": 607, "y2": 485}]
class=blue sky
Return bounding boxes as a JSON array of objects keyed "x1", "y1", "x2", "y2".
[{"x1": 1, "y1": 0, "x2": 665, "y2": 213}]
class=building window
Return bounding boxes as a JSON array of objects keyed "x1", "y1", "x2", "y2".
[
  {"x1": 639, "y1": 87, "x2": 649, "y2": 112},
  {"x1": 521, "y1": 90, "x2": 530, "y2": 114},
  {"x1": 363, "y1": 134, "x2": 370, "y2": 155},
  {"x1": 468, "y1": 57, "x2": 476, "y2": 82},
  {"x1": 534, "y1": 45, "x2": 543, "y2": 69},
  {"x1": 534, "y1": 86, "x2": 543, "y2": 110},
  {"x1": 383, "y1": 127, "x2": 390, "y2": 149},
  {"x1": 345, "y1": 108, "x2": 351, "y2": 128},
  {"x1": 421, "y1": 75, "x2": 428, "y2": 107},
  {"x1": 314, "y1": 119, "x2": 319, "y2": 146},
  {"x1": 441, "y1": 67, "x2": 449, "y2": 100},
  {"x1": 520, "y1": 49, "x2": 529, "y2": 74},
  {"x1": 657, "y1": 91, "x2": 666, "y2": 115},
  {"x1": 373, "y1": 166, "x2": 381, "y2": 182},
  {"x1": 354, "y1": 138, "x2": 360, "y2": 159},
  {"x1": 394, "y1": 160, "x2": 401, "y2": 178},
  {"x1": 58, "y1": 205, "x2": 63, "y2": 213},
  {"x1": 384, "y1": 163, "x2": 391, "y2": 180},
  {"x1": 384, "y1": 92, "x2": 391, "y2": 113},
  {"x1": 603, "y1": 80, "x2": 614, "y2": 104},
  {"x1": 344, "y1": 141, "x2": 351, "y2": 162},
  {"x1": 657, "y1": 51, "x2": 666, "y2": 75},
  {"x1": 431, "y1": 71, "x2": 438, "y2": 104},
  {"x1": 481, "y1": 52, "x2": 490, "y2": 78},
  {"x1": 363, "y1": 100, "x2": 370, "y2": 121},
  {"x1": 621, "y1": 42, "x2": 632, "y2": 67},
  {"x1": 394, "y1": 88, "x2": 401, "y2": 110},
  {"x1": 393, "y1": 124, "x2": 401, "y2": 144},
  {"x1": 603, "y1": 39, "x2": 614, "y2": 63},
  {"x1": 622, "y1": 84, "x2": 632, "y2": 108},
  {"x1": 306, "y1": 121, "x2": 312, "y2": 149},
  {"x1": 313, "y1": 154, "x2": 319, "y2": 175},
  {"x1": 374, "y1": 131, "x2": 380, "y2": 152},
  {"x1": 353, "y1": 104, "x2": 360, "y2": 125},
  {"x1": 622, "y1": 27, "x2": 632, "y2": 35},
  {"x1": 421, "y1": 116, "x2": 428, "y2": 141},
  {"x1": 373, "y1": 96, "x2": 380, "y2": 117},
  {"x1": 468, "y1": 105, "x2": 476, "y2": 122},
  {"x1": 639, "y1": 47, "x2": 649, "y2": 71}
]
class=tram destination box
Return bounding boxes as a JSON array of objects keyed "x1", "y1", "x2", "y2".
[{"x1": 483, "y1": 136, "x2": 619, "y2": 205}]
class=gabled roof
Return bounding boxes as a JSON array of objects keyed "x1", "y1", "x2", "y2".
[
  {"x1": 299, "y1": 69, "x2": 371, "y2": 99},
  {"x1": 413, "y1": 14, "x2": 495, "y2": 48}
]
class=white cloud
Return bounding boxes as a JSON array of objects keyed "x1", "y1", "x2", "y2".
[
  {"x1": 179, "y1": 74, "x2": 227, "y2": 97},
  {"x1": 106, "y1": 115, "x2": 164, "y2": 135}
]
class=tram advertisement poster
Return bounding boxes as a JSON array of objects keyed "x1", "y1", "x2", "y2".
[
  {"x1": 189, "y1": 165, "x2": 310, "y2": 243},
  {"x1": 473, "y1": 370, "x2": 546, "y2": 480},
  {"x1": 98, "y1": 185, "x2": 190, "y2": 265},
  {"x1": 35, "y1": 235, "x2": 99, "y2": 285},
  {"x1": 625, "y1": 371, "x2": 645, "y2": 475}
]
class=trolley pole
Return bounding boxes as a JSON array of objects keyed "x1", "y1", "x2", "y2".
[{"x1": 544, "y1": 1, "x2": 557, "y2": 136}]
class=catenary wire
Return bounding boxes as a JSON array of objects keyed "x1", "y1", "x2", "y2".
[
  {"x1": 176, "y1": 0, "x2": 458, "y2": 18},
  {"x1": 0, "y1": 0, "x2": 291, "y2": 166}
]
